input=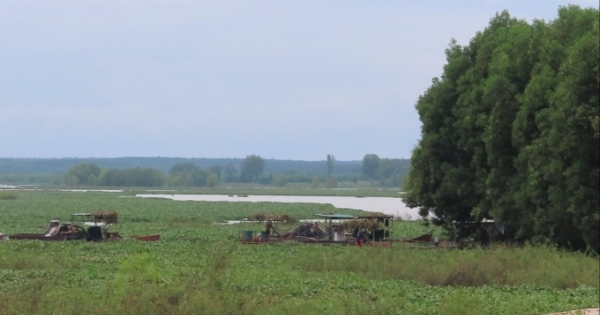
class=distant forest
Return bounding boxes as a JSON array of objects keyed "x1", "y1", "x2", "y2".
[
  {"x1": 0, "y1": 156, "x2": 410, "y2": 187},
  {"x1": 0, "y1": 157, "x2": 364, "y2": 175}
]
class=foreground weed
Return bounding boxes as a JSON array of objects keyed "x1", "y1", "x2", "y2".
[
  {"x1": 0, "y1": 191, "x2": 17, "y2": 200},
  {"x1": 296, "y1": 245, "x2": 599, "y2": 288}
]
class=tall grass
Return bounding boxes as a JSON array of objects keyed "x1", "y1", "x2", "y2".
[
  {"x1": 0, "y1": 191, "x2": 18, "y2": 200},
  {"x1": 297, "y1": 244, "x2": 599, "y2": 289},
  {"x1": 0, "y1": 245, "x2": 597, "y2": 315}
]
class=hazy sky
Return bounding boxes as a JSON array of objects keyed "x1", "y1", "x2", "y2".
[{"x1": 1, "y1": 1, "x2": 596, "y2": 160}]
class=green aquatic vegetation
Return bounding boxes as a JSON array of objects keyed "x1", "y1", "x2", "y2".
[
  {"x1": 295, "y1": 245, "x2": 599, "y2": 288},
  {"x1": 0, "y1": 191, "x2": 598, "y2": 315},
  {"x1": 0, "y1": 191, "x2": 18, "y2": 200}
]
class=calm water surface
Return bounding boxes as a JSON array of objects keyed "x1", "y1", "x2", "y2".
[{"x1": 136, "y1": 194, "x2": 421, "y2": 219}]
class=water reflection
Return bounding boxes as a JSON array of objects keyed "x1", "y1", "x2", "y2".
[{"x1": 136, "y1": 194, "x2": 420, "y2": 219}]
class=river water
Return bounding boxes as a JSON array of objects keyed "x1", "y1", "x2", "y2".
[{"x1": 136, "y1": 194, "x2": 421, "y2": 219}]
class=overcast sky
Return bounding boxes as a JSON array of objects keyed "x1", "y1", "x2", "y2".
[{"x1": 1, "y1": 1, "x2": 596, "y2": 160}]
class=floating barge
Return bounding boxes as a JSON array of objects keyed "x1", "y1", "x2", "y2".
[
  {"x1": 5, "y1": 212, "x2": 159, "y2": 242},
  {"x1": 7, "y1": 220, "x2": 87, "y2": 241},
  {"x1": 238, "y1": 213, "x2": 395, "y2": 247}
]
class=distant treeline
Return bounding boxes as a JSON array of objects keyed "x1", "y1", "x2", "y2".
[
  {"x1": 403, "y1": 6, "x2": 599, "y2": 251},
  {"x1": 0, "y1": 157, "x2": 365, "y2": 175},
  {"x1": 0, "y1": 156, "x2": 410, "y2": 187}
]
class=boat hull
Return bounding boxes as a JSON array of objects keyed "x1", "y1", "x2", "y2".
[
  {"x1": 131, "y1": 234, "x2": 160, "y2": 242},
  {"x1": 8, "y1": 233, "x2": 71, "y2": 241},
  {"x1": 399, "y1": 232, "x2": 433, "y2": 243}
]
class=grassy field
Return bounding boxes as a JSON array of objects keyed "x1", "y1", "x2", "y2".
[{"x1": 0, "y1": 191, "x2": 598, "y2": 315}]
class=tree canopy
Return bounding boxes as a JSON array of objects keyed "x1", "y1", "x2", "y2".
[
  {"x1": 402, "y1": 5, "x2": 599, "y2": 251},
  {"x1": 361, "y1": 155, "x2": 409, "y2": 187},
  {"x1": 326, "y1": 154, "x2": 335, "y2": 176},
  {"x1": 361, "y1": 154, "x2": 380, "y2": 180},
  {"x1": 240, "y1": 155, "x2": 265, "y2": 183},
  {"x1": 64, "y1": 163, "x2": 101, "y2": 185}
]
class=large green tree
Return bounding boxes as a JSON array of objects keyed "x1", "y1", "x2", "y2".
[
  {"x1": 169, "y1": 162, "x2": 198, "y2": 175},
  {"x1": 361, "y1": 154, "x2": 380, "y2": 180},
  {"x1": 240, "y1": 155, "x2": 265, "y2": 183},
  {"x1": 168, "y1": 162, "x2": 209, "y2": 187},
  {"x1": 403, "y1": 5, "x2": 599, "y2": 251},
  {"x1": 97, "y1": 167, "x2": 166, "y2": 187},
  {"x1": 209, "y1": 165, "x2": 223, "y2": 181},
  {"x1": 64, "y1": 163, "x2": 101, "y2": 186},
  {"x1": 326, "y1": 154, "x2": 335, "y2": 176},
  {"x1": 223, "y1": 163, "x2": 238, "y2": 182}
]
